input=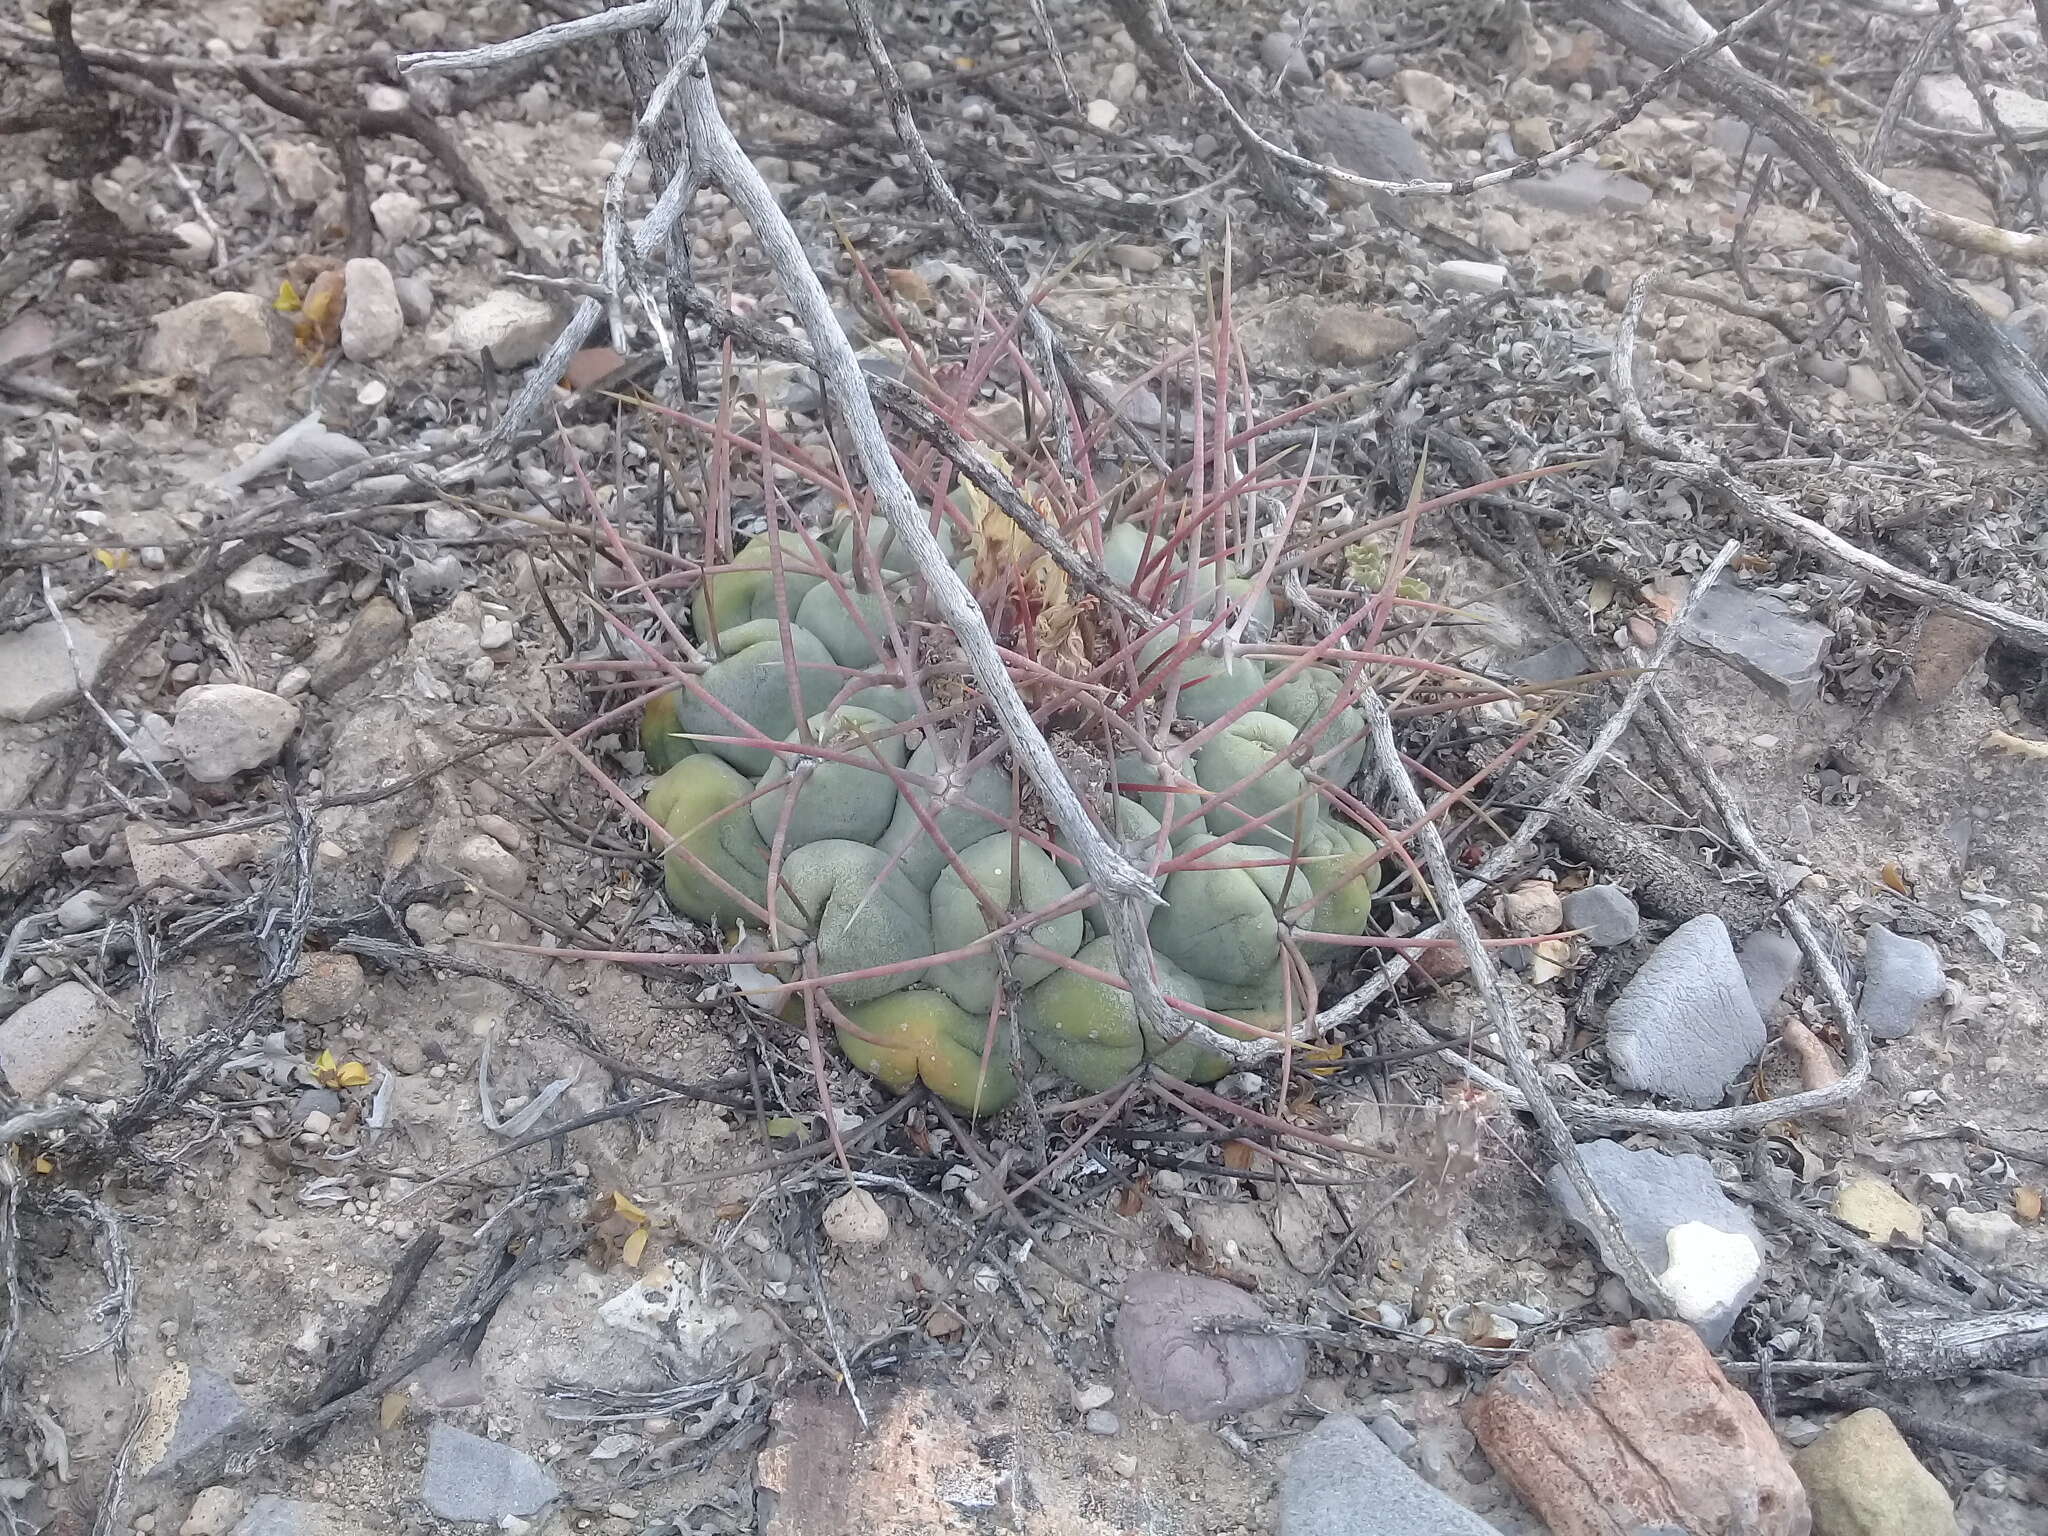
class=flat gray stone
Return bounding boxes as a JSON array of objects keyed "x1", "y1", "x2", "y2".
[
  {"x1": 284, "y1": 430, "x2": 369, "y2": 484},
  {"x1": 1739, "y1": 928, "x2": 1803, "y2": 1013},
  {"x1": 1605, "y1": 914, "x2": 1765, "y2": 1108},
  {"x1": 1562, "y1": 885, "x2": 1640, "y2": 947},
  {"x1": 1860, "y1": 925, "x2": 1943, "y2": 1040},
  {"x1": 1280, "y1": 1413, "x2": 1498, "y2": 1536},
  {"x1": 142, "y1": 1368, "x2": 255, "y2": 1481},
  {"x1": 0, "y1": 617, "x2": 111, "y2": 723},
  {"x1": 170, "y1": 684, "x2": 300, "y2": 783},
  {"x1": 421, "y1": 1425, "x2": 560, "y2": 1524},
  {"x1": 0, "y1": 980, "x2": 116, "y2": 1097},
  {"x1": 1506, "y1": 160, "x2": 1652, "y2": 214},
  {"x1": 1294, "y1": 102, "x2": 1430, "y2": 212},
  {"x1": 1116, "y1": 1270, "x2": 1304, "y2": 1421},
  {"x1": 1684, "y1": 586, "x2": 1829, "y2": 709},
  {"x1": 230, "y1": 1496, "x2": 354, "y2": 1536},
  {"x1": 1506, "y1": 639, "x2": 1589, "y2": 684},
  {"x1": 224, "y1": 554, "x2": 330, "y2": 623},
  {"x1": 1548, "y1": 1140, "x2": 1765, "y2": 1348}
]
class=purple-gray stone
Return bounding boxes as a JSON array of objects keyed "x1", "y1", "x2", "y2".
[
  {"x1": 1859, "y1": 925, "x2": 1943, "y2": 1039},
  {"x1": 1116, "y1": 1271, "x2": 1304, "y2": 1421},
  {"x1": 1683, "y1": 585, "x2": 1830, "y2": 709}
]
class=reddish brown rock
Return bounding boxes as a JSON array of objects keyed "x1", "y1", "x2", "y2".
[
  {"x1": 1897, "y1": 614, "x2": 1991, "y2": 713},
  {"x1": 1467, "y1": 1321, "x2": 1809, "y2": 1536}
]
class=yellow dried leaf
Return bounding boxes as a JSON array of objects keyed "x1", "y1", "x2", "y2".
[
  {"x1": 332, "y1": 1061, "x2": 371, "y2": 1088},
  {"x1": 33, "y1": 1155, "x2": 54, "y2": 1175},
  {"x1": 622, "y1": 1226, "x2": 648, "y2": 1269},
  {"x1": 295, "y1": 268, "x2": 346, "y2": 358},
  {"x1": 274, "y1": 278, "x2": 302, "y2": 313},
  {"x1": 92, "y1": 548, "x2": 133, "y2": 572},
  {"x1": 2017, "y1": 1186, "x2": 2043, "y2": 1225},
  {"x1": 609, "y1": 1190, "x2": 648, "y2": 1226},
  {"x1": 1879, "y1": 862, "x2": 1911, "y2": 896},
  {"x1": 1221, "y1": 1139, "x2": 1258, "y2": 1172},
  {"x1": 313, "y1": 1048, "x2": 338, "y2": 1074},
  {"x1": 380, "y1": 1392, "x2": 406, "y2": 1430}
]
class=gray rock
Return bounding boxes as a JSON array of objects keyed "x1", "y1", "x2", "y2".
[
  {"x1": 1945, "y1": 1208, "x2": 2020, "y2": 1265},
  {"x1": 1506, "y1": 640, "x2": 1588, "y2": 684},
  {"x1": 1368, "y1": 1413, "x2": 1417, "y2": 1455},
  {"x1": 0, "y1": 616, "x2": 112, "y2": 722},
  {"x1": 1279, "y1": 1413, "x2": 1498, "y2": 1536},
  {"x1": 1548, "y1": 1139, "x2": 1765, "y2": 1348},
  {"x1": 421, "y1": 1425, "x2": 561, "y2": 1524},
  {"x1": 447, "y1": 290, "x2": 559, "y2": 367},
  {"x1": 1738, "y1": 928, "x2": 1803, "y2": 1013},
  {"x1": 311, "y1": 597, "x2": 406, "y2": 697},
  {"x1": 1685, "y1": 585, "x2": 1829, "y2": 708},
  {"x1": 1605, "y1": 914, "x2": 1765, "y2": 1107},
  {"x1": 1116, "y1": 1270, "x2": 1304, "y2": 1421},
  {"x1": 54, "y1": 889, "x2": 107, "y2": 932},
  {"x1": 1914, "y1": 74, "x2": 2048, "y2": 135},
  {"x1": 340, "y1": 257, "x2": 404, "y2": 362},
  {"x1": 230, "y1": 1496, "x2": 353, "y2": 1536},
  {"x1": 224, "y1": 554, "x2": 329, "y2": 623},
  {"x1": 1860, "y1": 925, "x2": 1943, "y2": 1040},
  {"x1": 393, "y1": 275, "x2": 435, "y2": 328},
  {"x1": 1436, "y1": 260, "x2": 1510, "y2": 293},
  {"x1": 142, "y1": 1368, "x2": 255, "y2": 1480},
  {"x1": 0, "y1": 980, "x2": 116, "y2": 1097},
  {"x1": 1562, "y1": 885, "x2": 1640, "y2": 947},
  {"x1": 142, "y1": 292, "x2": 272, "y2": 375},
  {"x1": 284, "y1": 430, "x2": 369, "y2": 484},
  {"x1": 404, "y1": 551, "x2": 467, "y2": 605},
  {"x1": 170, "y1": 684, "x2": 301, "y2": 783},
  {"x1": 1293, "y1": 103, "x2": 1431, "y2": 194},
  {"x1": 1260, "y1": 31, "x2": 1311, "y2": 84},
  {"x1": 1506, "y1": 160, "x2": 1653, "y2": 215}
]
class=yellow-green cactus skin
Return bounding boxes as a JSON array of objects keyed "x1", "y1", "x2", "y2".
[
  {"x1": 691, "y1": 530, "x2": 831, "y2": 642},
  {"x1": 651, "y1": 755, "x2": 771, "y2": 924},
  {"x1": 836, "y1": 988, "x2": 1018, "y2": 1115},
  {"x1": 926, "y1": 831, "x2": 1085, "y2": 1014}
]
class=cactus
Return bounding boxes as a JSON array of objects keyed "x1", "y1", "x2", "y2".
[{"x1": 637, "y1": 455, "x2": 1398, "y2": 1111}]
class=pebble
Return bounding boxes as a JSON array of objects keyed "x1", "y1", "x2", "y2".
[
  {"x1": 1106, "y1": 61, "x2": 1139, "y2": 104},
  {"x1": 54, "y1": 890, "x2": 106, "y2": 932},
  {"x1": 370, "y1": 189, "x2": 428, "y2": 244},
  {"x1": 181, "y1": 1487, "x2": 246, "y2": 1535},
  {"x1": 1072, "y1": 1382, "x2": 1115, "y2": 1412},
  {"x1": 1084, "y1": 1409, "x2": 1122, "y2": 1436},
  {"x1": 1279, "y1": 1413, "x2": 1497, "y2": 1536},
  {"x1": 1858, "y1": 925, "x2": 1942, "y2": 1040},
  {"x1": 1434, "y1": 259, "x2": 1510, "y2": 294},
  {"x1": 1368, "y1": 1413, "x2": 1416, "y2": 1455},
  {"x1": 284, "y1": 429, "x2": 370, "y2": 483},
  {"x1": 1471, "y1": 1323, "x2": 1807, "y2": 1535},
  {"x1": 1548, "y1": 1138, "x2": 1765, "y2": 1347},
  {"x1": 1477, "y1": 207, "x2": 1533, "y2": 255},
  {"x1": 142, "y1": 292, "x2": 272, "y2": 375},
  {"x1": 0, "y1": 616, "x2": 111, "y2": 722},
  {"x1": 1116, "y1": 1270, "x2": 1304, "y2": 1421},
  {"x1": 1943, "y1": 1208, "x2": 2020, "y2": 1265},
  {"x1": 170, "y1": 221, "x2": 214, "y2": 266},
  {"x1": 268, "y1": 141, "x2": 337, "y2": 207},
  {"x1": 169, "y1": 683, "x2": 301, "y2": 783},
  {"x1": 1294, "y1": 102, "x2": 1429, "y2": 191},
  {"x1": 225, "y1": 554, "x2": 329, "y2": 622},
  {"x1": 340, "y1": 256, "x2": 404, "y2": 362},
  {"x1": 1898, "y1": 614, "x2": 1992, "y2": 713},
  {"x1": 1107, "y1": 243, "x2": 1163, "y2": 273},
  {"x1": 864, "y1": 175, "x2": 901, "y2": 207},
  {"x1": 1392, "y1": 68, "x2": 1455, "y2": 114},
  {"x1": 1508, "y1": 159, "x2": 1653, "y2": 214},
  {"x1": 1510, "y1": 116, "x2": 1557, "y2": 157},
  {"x1": 1604, "y1": 914, "x2": 1766, "y2": 1108},
  {"x1": 1793, "y1": 1409, "x2": 1956, "y2": 1536},
  {"x1": 420, "y1": 1425, "x2": 561, "y2": 1524},
  {"x1": 453, "y1": 831, "x2": 525, "y2": 897},
  {"x1": 822, "y1": 1187, "x2": 890, "y2": 1246},
  {"x1": 479, "y1": 616, "x2": 516, "y2": 651},
  {"x1": 1260, "y1": 31, "x2": 1311, "y2": 84},
  {"x1": 448, "y1": 289, "x2": 560, "y2": 367},
  {"x1": 281, "y1": 953, "x2": 368, "y2": 1025},
  {"x1": 393, "y1": 275, "x2": 435, "y2": 327},
  {"x1": 1834, "y1": 1176, "x2": 1924, "y2": 1246},
  {"x1": 1308, "y1": 305, "x2": 1418, "y2": 367},
  {"x1": 311, "y1": 596, "x2": 406, "y2": 697},
  {"x1": 1738, "y1": 928, "x2": 1803, "y2": 1013},
  {"x1": 1501, "y1": 879, "x2": 1563, "y2": 936},
  {"x1": 422, "y1": 504, "x2": 479, "y2": 541},
  {"x1": 1562, "y1": 885, "x2": 1639, "y2": 947},
  {"x1": 1845, "y1": 363, "x2": 1889, "y2": 404},
  {"x1": 0, "y1": 980, "x2": 117, "y2": 1097},
  {"x1": 1085, "y1": 99, "x2": 1120, "y2": 130}
]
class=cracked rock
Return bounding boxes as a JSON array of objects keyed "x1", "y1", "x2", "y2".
[
  {"x1": 1604, "y1": 914, "x2": 1765, "y2": 1108},
  {"x1": 1684, "y1": 585, "x2": 1829, "y2": 709}
]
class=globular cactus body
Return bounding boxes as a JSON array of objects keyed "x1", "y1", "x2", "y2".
[{"x1": 642, "y1": 510, "x2": 1390, "y2": 1113}]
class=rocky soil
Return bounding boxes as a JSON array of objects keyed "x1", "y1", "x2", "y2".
[{"x1": 2, "y1": 0, "x2": 2047, "y2": 1533}]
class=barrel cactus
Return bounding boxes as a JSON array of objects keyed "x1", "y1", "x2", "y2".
[{"x1": 638, "y1": 485, "x2": 1388, "y2": 1115}]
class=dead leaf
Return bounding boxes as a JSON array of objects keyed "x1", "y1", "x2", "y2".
[
  {"x1": 1117, "y1": 1181, "x2": 1146, "y2": 1218},
  {"x1": 380, "y1": 1392, "x2": 407, "y2": 1430},
  {"x1": 295, "y1": 268, "x2": 346, "y2": 359},
  {"x1": 885, "y1": 267, "x2": 934, "y2": 310},
  {"x1": 2017, "y1": 1186, "x2": 2043, "y2": 1225},
  {"x1": 925, "y1": 1307, "x2": 964, "y2": 1338},
  {"x1": 1528, "y1": 936, "x2": 1573, "y2": 985},
  {"x1": 1640, "y1": 573, "x2": 1688, "y2": 622},
  {"x1": 622, "y1": 1226, "x2": 648, "y2": 1270},
  {"x1": 1220, "y1": 1140, "x2": 1258, "y2": 1172},
  {"x1": 1879, "y1": 861, "x2": 1912, "y2": 896},
  {"x1": 1587, "y1": 577, "x2": 1616, "y2": 614}
]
